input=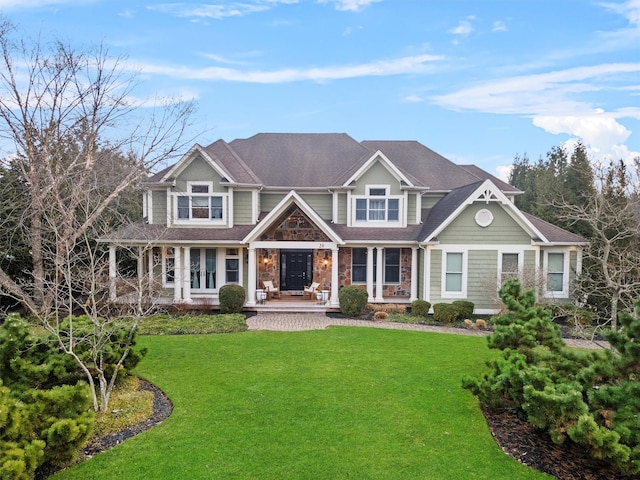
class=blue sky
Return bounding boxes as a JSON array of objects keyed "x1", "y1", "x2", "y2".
[{"x1": 1, "y1": 0, "x2": 639, "y2": 180}]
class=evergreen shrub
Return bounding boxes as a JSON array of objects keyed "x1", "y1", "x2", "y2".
[
  {"x1": 219, "y1": 284, "x2": 246, "y2": 314},
  {"x1": 432, "y1": 303, "x2": 459, "y2": 324},
  {"x1": 338, "y1": 285, "x2": 368, "y2": 317},
  {"x1": 452, "y1": 300, "x2": 474, "y2": 319},
  {"x1": 411, "y1": 300, "x2": 431, "y2": 318}
]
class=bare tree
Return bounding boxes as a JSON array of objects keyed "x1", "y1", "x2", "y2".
[
  {"x1": 0, "y1": 20, "x2": 194, "y2": 411},
  {"x1": 0, "y1": 19, "x2": 194, "y2": 314},
  {"x1": 557, "y1": 161, "x2": 640, "y2": 331}
]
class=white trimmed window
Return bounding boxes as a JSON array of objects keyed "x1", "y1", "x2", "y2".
[
  {"x1": 225, "y1": 248, "x2": 240, "y2": 284},
  {"x1": 353, "y1": 186, "x2": 401, "y2": 224},
  {"x1": 175, "y1": 182, "x2": 226, "y2": 223},
  {"x1": 442, "y1": 251, "x2": 466, "y2": 298},
  {"x1": 351, "y1": 248, "x2": 367, "y2": 283},
  {"x1": 544, "y1": 250, "x2": 569, "y2": 298},
  {"x1": 384, "y1": 248, "x2": 401, "y2": 284},
  {"x1": 162, "y1": 247, "x2": 175, "y2": 287},
  {"x1": 500, "y1": 252, "x2": 520, "y2": 285}
]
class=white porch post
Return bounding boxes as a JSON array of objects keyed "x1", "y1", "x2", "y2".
[
  {"x1": 247, "y1": 247, "x2": 257, "y2": 306},
  {"x1": 423, "y1": 246, "x2": 431, "y2": 304},
  {"x1": 173, "y1": 247, "x2": 182, "y2": 302},
  {"x1": 534, "y1": 245, "x2": 541, "y2": 301},
  {"x1": 366, "y1": 246, "x2": 374, "y2": 302},
  {"x1": 183, "y1": 247, "x2": 191, "y2": 303},
  {"x1": 330, "y1": 247, "x2": 339, "y2": 306},
  {"x1": 137, "y1": 246, "x2": 144, "y2": 293},
  {"x1": 375, "y1": 247, "x2": 384, "y2": 302},
  {"x1": 147, "y1": 248, "x2": 154, "y2": 293},
  {"x1": 410, "y1": 246, "x2": 418, "y2": 302},
  {"x1": 109, "y1": 246, "x2": 117, "y2": 301}
]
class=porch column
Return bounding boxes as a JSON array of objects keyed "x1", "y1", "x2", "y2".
[
  {"x1": 410, "y1": 246, "x2": 418, "y2": 302},
  {"x1": 423, "y1": 246, "x2": 431, "y2": 303},
  {"x1": 147, "y1": 248, "x2": 154, "y2": 293},
  {"x1": 247, "y1": 247, "x2": 257, "y2": 306},
  {"x1": 183, "y1": 247, "x2": 191, "y2": 303},
  {"x1": 533, "y1": 245, "x2": 541, "y2": 301},
  {"x1": 375, "y1": 247, "x2": 384, "y2": 302},
  {"x1": 137, "y1": 247, "x2": 144, "y2": 295},
  {"x1": 173, "y1": 247, "x2": 182, "y2": 301},
  {"x1": 109, "y1": 246, "x2": 117, "y2": 301},
  {"x1": 366, "y1": 246, "x2": 374, "y2": 302},
  {"x1": 330, "y1": 247, "x2": 339, "y2": 306}
]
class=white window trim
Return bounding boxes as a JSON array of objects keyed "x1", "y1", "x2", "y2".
[
  {"x1": 162, "y1": 247, "x2": 175, "y2": 287},
  {"x1": 173, "y1": 181, "x2": 228, "y2": 225},
  {"x1": 543, "y1": 249, "x2": 570, "y2": 298},
  {"x1": 351, "y1": 184, "x2": 403, "y2": 227},
  {"x1": 351, "y1": 247, "x2": 368, "y2": 284},
  {"x1": 497, "y1": 250, "x2": 524, "y2": 287},
  {"x1": 225, "y1": 248, "x2": 241, "y2": 285},
  {"x1": 383, "y1": 248, "x2": 401, "y2": 285},
  {"x1": 441, "y1": 250, "x2": 467, "y2": 299}
]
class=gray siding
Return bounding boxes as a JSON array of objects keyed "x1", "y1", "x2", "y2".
[
  {"x1": 233, "y1": 191, "x2": 253, "y2": 224},
  {"x1": 353, "y1": 160, "x2": 402, "y2": 195},
  {"x1": 467, "y1": 250, "x2": 500, "y2": 310},
  {"x1": 300, "y1": 193, "x2": 332, "y2": 220},
  {"x1": 337, "y1": 193, "x2": 347, "y2": 224},
  {"x1": 174, "y1": 156, "x2": 225, "y2": 193},
  {"x1": 152, "y1": 190, "x2": 167, "y2": 225},
  {"x1": 407, "y1": 193, "x2": 417, "y2": 225},
  {"x1": 422, "y1": 195, "x2": 444, "y2": 209},
  {"x1": 438, "y1": 203, "x2": 532, "y2": 245},
  {"x1": 429, "y1": 249, "x2": 442, "y2": 302},
  {"x1": 261, "y1": 193, "x2": 285, "y2": 212}
]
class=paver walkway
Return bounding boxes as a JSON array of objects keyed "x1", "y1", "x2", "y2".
[{"x1": 246, "y1": 312, "x2": 610, "y2": 350}]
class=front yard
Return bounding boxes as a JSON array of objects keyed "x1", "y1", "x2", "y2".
[{"x1": 52, "y1": 327, "x2": 549, "y2": 479}]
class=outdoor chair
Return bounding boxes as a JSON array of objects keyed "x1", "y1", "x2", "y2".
[
  {"x1": 303, "y1": 282, "x2": 320, "y2": 300},
  {"x1": 262, "y1": 280, "x2": 280, "y2": 299}
]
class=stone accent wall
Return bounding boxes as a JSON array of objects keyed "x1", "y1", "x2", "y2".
[
  {"x1": 260, "y1": 206, "x2": 330, "y2": 242},
  {"x1": 337, "y1": 247, "x2": 411, "y2": 298}
]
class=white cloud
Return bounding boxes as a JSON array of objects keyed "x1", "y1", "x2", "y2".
[
  {"x1": 492, "y1": 20, "x2": 507, "y2": 32},
  {"x1": 317, "y1": 0, "x2": 382, "y2": 12},
  {"x1": 495, "y1": 165, "x2": 512, "y2": 182},
  {"x1": 147, "y1": 1, "x2": 298, "y2": 19},
  {"x1": 0, "y1": 0, "x2": 95, "y2": 7},
  {"x1": 130, "y1": 53, "x2": 443, "y2": 83},
  {"x1": 434, "y1": 62, "x2": 640, "y2": 164},
  {"x1": 449, "y1": 20, "x2": 473, "y2": 37}
]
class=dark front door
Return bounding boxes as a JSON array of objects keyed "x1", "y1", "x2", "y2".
[{"x1": 280, "y1": 250, "x2": 312, "y2": 291}]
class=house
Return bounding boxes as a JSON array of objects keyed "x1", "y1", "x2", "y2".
[{"x1": 104, "y1": 133, "x2": 587, "y2": 314}]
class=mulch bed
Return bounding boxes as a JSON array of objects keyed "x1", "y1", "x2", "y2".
[
  {"x1": 484, "y1": 407, "x2": 640, "y2": 479},
  {"x1": 80, "y1": 380, "x2": 173, "y2": 459}
]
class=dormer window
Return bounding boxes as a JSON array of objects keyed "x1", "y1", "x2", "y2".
[
  {"x1": 353, "y1": 186, "x2": 401, "y2": 224},
  {"x1": 174, "y1": 182, "x2": 226, "y2": 223}
]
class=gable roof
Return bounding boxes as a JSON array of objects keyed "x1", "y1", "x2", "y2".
[
  {"x1": 228, "y1": 133, "x2": 371, "y2": 189},
  {"x1": 243, "y1": 190, "x2": 343, "y2": 244}
]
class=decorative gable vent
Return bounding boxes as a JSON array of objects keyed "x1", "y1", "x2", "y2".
[{"x1": 476, "y1": 188, "x2": 500, "y2": 204}]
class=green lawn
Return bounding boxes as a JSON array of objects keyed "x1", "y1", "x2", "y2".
[{"x1": 53, "y1": 327, "x2": 551, "y2": 479}]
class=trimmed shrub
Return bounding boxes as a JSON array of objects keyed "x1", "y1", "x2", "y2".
[
  {"x1": 219, "y1": 284, "x2": 246, "y2": 314},
  {"x1": 432, "y1": 303, "x2": 459, "y2": 324},
  {"x1": 411, "y1": 300, "x2": 431, "y2": 318},
  {"x1": 373, "y1": 311, "x2": 389, "y2": 321},
  {"x1": 338, "y1": 285, "x2": 368, "y2": 317},
  {"x1": 452, "y1": 300, "x2": 474, "y2": 319}
]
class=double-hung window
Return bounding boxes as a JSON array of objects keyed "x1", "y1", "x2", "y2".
[
  {"x1": 500, "y1": 253, "x2": 520, "y2": 285},
  {"x1": 225, "y1": 248, "x2": 240, "y2": 284},
  {"x1": 176, "y1": 183, "x2": 225, "y2": 222},
  {"x1": 544, "y1": 251, "x2": 569, "y2": 298},
  {"x1": 384, "y1": 248, "x2": 400, "y2": 284},
  {"x1": 354, "y1": 186, "x2": 400, "y2": 224},
  {"x1": 443, "y1": 251, "x2": 466, "y2": 297},
  {"x1": 351, "y1": 248, "x2": 367, "y2": 283},
  {"x1": 163, "y1": 247, "x2": 175, "y2": 286}
]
